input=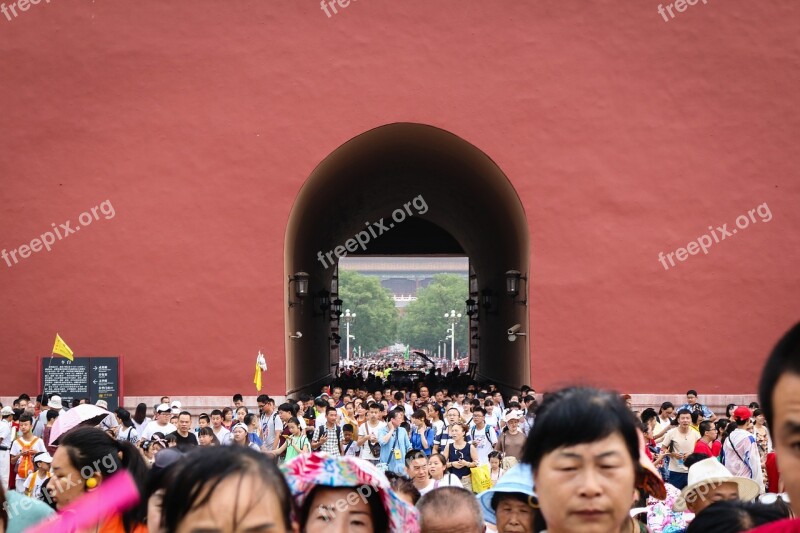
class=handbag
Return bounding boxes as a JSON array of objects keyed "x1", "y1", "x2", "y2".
[
  {"x1": 470, "y1": 463, "x2": 492, "y2": 493},
  {"x1": 368, "y1": 432, "x2": 382, "y2": 457}
]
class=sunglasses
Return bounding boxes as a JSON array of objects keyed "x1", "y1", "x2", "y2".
[{"x1": 759, "y1": 493, "x2": 790, "y2": 505}]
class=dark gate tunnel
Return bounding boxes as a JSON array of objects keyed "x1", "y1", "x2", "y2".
[{"x1": 284, "y1": 123, "x2": 530, "y2": 395}]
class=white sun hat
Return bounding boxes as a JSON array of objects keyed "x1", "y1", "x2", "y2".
[{"x1": 673, "y1": 457, "x2": 761, "y2": 512}]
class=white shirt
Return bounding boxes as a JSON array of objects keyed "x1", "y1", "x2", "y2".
[
  {"x1": 418, "y1": 473, "x2": 462, "y2": 495},
  {"x1": 23, "y1": 471, "x2": 50, "y2": 499},
  {"x1": 131, "y1": 417, "x2": 151, "y2": 436},
  {"x1": 484, "y1": 412, "x2": 499, "y2": 430},
  {"x1": 0, "y1": 419, "x2": 11, "y2": 450},
  {"x1": 10, "y1": 435, "x2": 46, "y2": 482},
  {"x1": 140, "y1": 421, "x2": 177, "y2": 441},
  {"x1": 469, "y1": 424, "x2": 498, "y2": 464},
  {"x1": 213, "y1": 426, "x2": 231, "y2": 445},
  {"x1": 358, "y1": 421, "x2": 386, "y2": 460}
]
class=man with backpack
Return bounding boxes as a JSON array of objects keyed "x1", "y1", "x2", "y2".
[
  {"x1": 310, "y1": 406, "x2": 343, "y2": 457},
  {"x1": 9, "y1": 413, "x2": 45, "y2": 492},
  {"x1": 469, "y1": 407, "x2": 497, "y2": 464}
]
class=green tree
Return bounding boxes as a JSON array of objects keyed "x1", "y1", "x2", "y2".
[
  {"x1": 338, "y1": 270, "x2": 398, "y2": 355},
  {"x1": 399, "y1": 274, "x2": 469, "y2": 356}
]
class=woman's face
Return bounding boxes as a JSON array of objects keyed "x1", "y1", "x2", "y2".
[
  {"x1": 304, "y1": 488, "x2": 374, "y2": 533},
  {"x1": 288, "y1": 423, "x2": 300, "y2": 436},
  {"x1": 237, "y1": 409, "x2": 247, "y2": 422},
  {"x1": 428, "y1": 456, "x2": 445, "y2": 477},
  {"x1": 533, "y1": 433, "x2": 636, "y2": 533},
  {"x1": 450, "y1": 424, "x2": 464, "y2": 440},
  {"x1": 224, "y1": 411, "x2": 233, "y2": 422},
  {"x1": 490, "y1": 457, "x2": 500, "y2": 470},
  {"x1": 175, "y1": 474, "x2": 290, "y2": 533},
  {"x1": 233, "y1": 427, "x2": 248, "y2": 444},
  {"x1": 495, "y1": 496, "x2": 534, "y2": 533},
  {"x1": 199, "y1": 433, "x2": 213, "y2": 446},
  {"x1": 50, "y1": 446, "x2": 87, "y2": 509}
]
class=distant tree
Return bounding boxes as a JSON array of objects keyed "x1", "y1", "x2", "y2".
[
  {"x1": 338, "y1": 270, "x2": 398, "y2": 355},
  {"x1": 399, "y1": 274, "x2": 469, "y2": 357}
]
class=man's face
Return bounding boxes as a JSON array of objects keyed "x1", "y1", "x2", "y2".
[
  {"x1": 199, "y1": 418, "x2": 208, "y2": 428},
  {"x1": 326, "y1": 410, "x2": 337, "y2": 425},
  {"x1": 472, "y1": 412, "x2": 485, "y2": 426},
  {"x1": 278, "y1": 409, "x2": 291, "y2": 422},
  {"x1": 333, "y1": 389, "x2": 342, "y2": 400},
  {"x1": 687, "y1": 394, "x2": 697, "y2": 405},
  {"x1": 392, "y1": 413, "x2": 404, "y2": 428},
  {"x1": 686, "y1": 481, "x2": 740, "y2": 514},
  {"x1": 406, "y1": 457, "x2": 428, "y2": 483},
  {"x1": 19, "y1": 399, "x2": 28, "y2": 410},
  {"x1": 678, "y1": 413, "x2": 692, "y2": 427},
  {"x1": 373, "y1": 391, "x2": 382, "y2": 401},
  {"x1": 457, "y1": 394, "x2": 465, "y2": 404},
  {"x1": 19, "y1": 420, "x2": 32, "y2": 435},
  {"x1": 446, "y1": 410, "x2": 459, "y2": 424},
  {"x1": 233, "y1": 400, "x2": 243, "y2": 408},
  {"x1": 211, "y1": 414, "x2": 222, "y2": 428},
  {"x1": 420, "y1": 387, "x2": 429, "y2": 399},
  {"x1": 178, "y1": 415, "x2": 191, "y2": 433},
  {"x1": 158, "y1": 411, "x2": 171, "y2": 424},
  {"x1": 435, "y1": 391, "x2": 444, "y2": 403},
  {"x1": 368, "y1": 407, "x2": 380, "y2": 422},
  {"x1": 771, "y1": 372, "x2": 800, "y2": 516}
]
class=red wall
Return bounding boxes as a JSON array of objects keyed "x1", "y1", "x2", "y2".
[{"x1": 1, "y1": 1, "x2": 798, "y2": 397}]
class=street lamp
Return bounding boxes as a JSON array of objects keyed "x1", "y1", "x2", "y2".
[
  {"x1": 444, "y1": 310, "x2": 461, "y2": 362},
  {"x1": 343, "y1": 309, "x2": 356, "y2": 361}
]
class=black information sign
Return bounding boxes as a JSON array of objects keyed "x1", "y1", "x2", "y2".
[
  {"x1": 41, "y1": 356, "x2": 120, "y2": 411},
  {"x1": 89, "y1": 357, "x2": 120, "y2": 411}
]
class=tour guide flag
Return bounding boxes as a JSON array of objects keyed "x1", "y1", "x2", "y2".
[
  {"x1": 52, "y1": 333, "x2": 74, "y2": 361},
  {"x1": 254, "y1": 350, "x2": 267, "y2": 391}
]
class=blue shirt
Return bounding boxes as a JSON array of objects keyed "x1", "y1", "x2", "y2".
[
  {"x1": 410, "y1": 426, "x2": 435, "y2": 455},
  {"x1": 378, "y1": 425, "x2": 412, "y2": 474}
]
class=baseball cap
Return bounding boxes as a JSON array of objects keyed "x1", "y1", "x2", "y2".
[
  {"x1": 503, "y1": 409, "x2": 524, "y2": 422},
  {"x1": 0, "y1": 406, "x2": 14, "y2": 416},
  {"x1": 156, "y1": 403, "x2": 171, "y2": 413},
  {"x1": 171, "y1": 400, "x2": 182, "y2": 414},
  {"x1": 733, "y1": 406, "x2": 752, "y2": 421}
]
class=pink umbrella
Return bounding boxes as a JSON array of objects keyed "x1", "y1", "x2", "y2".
[{"x1": 49, "y1": 404, "x2": 112, "y2": 446}]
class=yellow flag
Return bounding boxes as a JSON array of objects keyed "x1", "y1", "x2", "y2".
[
  {"x1": 253, "y1": 362, "x2": 262, "y2": 391},
  {"x1": 52, "y1": 333, "x2": 74, "y2": 361}
]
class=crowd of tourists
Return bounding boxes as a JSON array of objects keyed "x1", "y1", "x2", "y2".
[{"x1": 1, "y1": 321, "x2": 799, "y2": 532}]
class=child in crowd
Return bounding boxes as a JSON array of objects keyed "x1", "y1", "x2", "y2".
[{"x1": 23, "y1": 452, "x2": 52, "y2": 499}]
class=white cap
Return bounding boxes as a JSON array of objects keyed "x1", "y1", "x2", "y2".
[
  {"x1": 0, "y1": 406, "x2": 13, "y2": 416},
  {"x1": 96, "y1": 400, "x2": 108, "y2": 409},
  {"x1": 33, "y1": 452, "x2": 53, "y2": 464},
  {"x1": 503, "y1": 409, "x2": 524, "y2": 422},
  {"x1": 156, "y1": 403, "x2": 171, "y2": 413},
  {"x1": 170, "y1": 400, "x2": 182, "y2": 414}
]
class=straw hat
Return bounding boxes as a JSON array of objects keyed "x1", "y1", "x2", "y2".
[{"x1": 673, "y1": 457, "x2": 760, "y2": 511}]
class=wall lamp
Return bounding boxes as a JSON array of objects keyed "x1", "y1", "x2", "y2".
[
  {"x1": 465, "y1": 298, "x2": 479, "y2": 319},
  {"x1": 480, "y1": 289, "x2": 497, "y2": 314},
  {"x1": 505, "y1": 270, "x2": 528, "y2": 305},
  {"x1": 289, "y1": 331, "x2": 303, "y2": 340},
  {"x1": 313, "y1": 289, "x2": 331, "y2": 317},
  {"x1": 329, "y1": 332, "x2": 341, "y2": 345},
  {"x1": 330, "y1": 298, "x2": 343, "y2": 318},
  {"x1": 288, "y1": 271, "x2": 309, "y2": 308}
]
